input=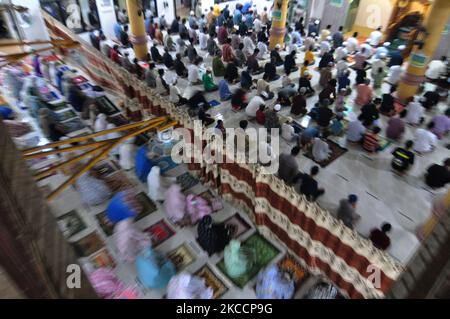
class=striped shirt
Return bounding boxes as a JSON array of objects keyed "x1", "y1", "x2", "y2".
[{"x1": 363, "y1": 132, "x2": 380, "y2": 153}]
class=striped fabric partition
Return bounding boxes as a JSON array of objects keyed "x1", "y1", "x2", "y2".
[{"x1": 42, "y1": 12, "x2": 404, "y2": 298}]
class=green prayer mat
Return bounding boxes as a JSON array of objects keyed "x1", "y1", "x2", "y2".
[
  {"x1": 216, "y1": 233, "x2": 280, "y2": 288},
  {"x1": 379, "y1": 137, "x2": 392, "y2": 151}
]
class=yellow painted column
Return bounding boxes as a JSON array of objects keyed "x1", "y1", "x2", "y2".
[
  {"x1": 397, "y1": 0, "x2": 450, "y2": 101},
  {"x1": 269, "y1": 0, "x2": 289, "y2": 50},
  {"x1": 417, "y1": 187, "x2": 450, "y2": 241},
  {"x1": 126, "y1": 0, "x2": 148, "y2": 60}
]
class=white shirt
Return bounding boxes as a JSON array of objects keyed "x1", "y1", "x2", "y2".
[
  {"x1": 246, "y1": 96, "x2": 264, "y2": 118},
  {"x1": 199, "y1": 32, "x2": 208, "y2": 50},
  {"x1": 281, "y1": 123, "x2": 296, "y2": 141},
  {"x1": 405, "y1": 101, "x2": 424, "y2": 125},
  {"x1": 336, "y1": 60, "x2": 348, "y2": 76},
  {"x1": 346, "y1": 37, "x2": 359, "y2": 53},
  {"x1": 257, "y1": 42, "x2": 268, "y2": 59},
  {"x1": 169, "y1": 85, "x2": 182, "y2": 103},
  {"x1": 188, "y1": 64, "x2": 200, "y2": 83},
  {"x1": 388, "y1": 65, "x2": 404, "y2": 84},
  {"x1": 312, "y1": 138, "x2": 331, "y2": 162},
  {"x1": 414, "y1": 128, "x2": 437, "y2": 153},
  {"x1": 254, "y1": 18, "x2": 262, "y2": 33},
  {"x1": 243, "y1": 36, "x2": 255, "y2": 56},
  {"x1": 320, "y1": 41, "x2": 331, "y2": 55},
  {"x1": 347, "y1": 119, "x2": 366, "y2": 142},
  {"x1": 369, "y1": 30, "x2": 382, "y2": 46},
  {"x1": 425, "y1": 60, "x2": 447, "y2": 80},
  {"x1": 371, "y1": 58, "x2": 386, "y2": 76},
  {"x1": 360, "y1": 43, "x2": 372, "y2": 58},
  {"x1": 335, "y1": 47, "x2": 348, "y2": 61}
]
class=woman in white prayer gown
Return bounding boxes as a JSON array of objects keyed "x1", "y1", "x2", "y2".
[
  {"x1": 94, "y1": 113, "x2": 108, "y2": 140},
  {"x1": 147, "y1": 166, "x2": 176, "y2": 202},
  {"x1": 166, "y1": 272, "x2": 213, "y2": 299},
  {"x1": 119, "y1": 138, "x2": 136, "y2": 170},
  {"x1": 312, "y1": 135, "x2": 331, "y2": 162}
]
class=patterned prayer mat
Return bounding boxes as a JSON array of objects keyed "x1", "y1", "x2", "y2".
[
  {"x1": 194, "y1": 264, "x2": 229, "y2": 299},
  {"x1": 379, "y1": 137, "x2": 392, "y2": 151},
  {"x1": 176, "y1": 172, "x2": 200, "y2": 191},
  {"x1": 62, "y1": 117, "x2": 86, "y2": 133},
  {"x1": 167, "y1": 242, "x2": 196, "y2": 271},
  {"x1": 103, "y1": 170, "x2": 137, "y2": 193},
  {"x1": 145, "y1": 219, "x2": 176, "y2": 247},
  {"x1": 304, "y1": 139, "x2": 348, "y2": 168},
  {"x1": 93, "y1": 161, "x2": 119, "y2": 178},
  {"x1": 134, "y1": 192, "x2": 158, "y2": 221},
  {"x1": 95, "y1": 96, "x2": 121, "y2": 116},
  {"x1": 95, "y1": 211, "x2": 114, "y2": 237},
  {"x1": 277, "y1": 254, "x2": 309, "y2": 290},
  {"x1": 72, "y1": 232, "x2": 105, "y2": 257},
  {"x1": 153, "y1": 155, "x2": 179, "y2": 174},
  {"x1": 48, "y1": 102, "x2": 68, "y2": 111},
  {"x1": 89, "y1": 248, "x2": 116, "y2": 269},
  {"x1": 216, "y1": 233, "x2": 281, "y2": 289},
  {"x1": 56, "y1": 210, "x2": 86, "y2": 238},
  {"x1": 57, "y1": 109, "x2": 77, "y2": 121},
  {"x1": 109, "y1": 114, "x2": 129, "y2": 127},
  {"x1": 222, "y1": 213, "x2": 252, "y2": 239}
]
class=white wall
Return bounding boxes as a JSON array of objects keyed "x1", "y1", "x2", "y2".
[
  {"x1": 354, "y1": 0, "x2": 393, "y2": 31},
  {"x1": 96, "y1": 0, "x2": 117, "y2": 39},
  {"x1": 309, "y1": 0, "x2": 326, "y2": 21},
  {"x1": 156, "y1": 0, "x2": 176, "y2": 24},
  {"x1": 9, "y1": 0, "x2": 51, "y2": 49}
]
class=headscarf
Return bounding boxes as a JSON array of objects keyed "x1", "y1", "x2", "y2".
[
  {"x1": 106, "y1": 190, "x2": 142, "y2": 223},
  {"x1": 114, "y1": 218, "x2": 151, "y2": 262},
  {"x1": 135, "y1": 247, "x2": 176, "y2": 289}
]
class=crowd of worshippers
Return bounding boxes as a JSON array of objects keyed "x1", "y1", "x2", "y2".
[{"x1": 85, "y1": 5, "x2": 450, "y2": 246}]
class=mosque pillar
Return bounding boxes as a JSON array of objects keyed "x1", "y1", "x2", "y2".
[
  {"x1": 126, "y1": 0, "x2": 148, "y2": 60},
  {"x1": 397, "y1": 0, "x2": 450, "y2": 101},
  {"x1": 268, "y1": 0, "x2": 289, "y2": 50}
]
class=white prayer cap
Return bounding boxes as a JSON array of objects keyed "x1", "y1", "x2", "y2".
[
  {"x1": 327, "y1": 36, "x2": 332, "y2": 41},
  {"x1": 398, "y1": 45, "x2": 406, "y2": 51},
  {"x1": 311, "y1": 32, "x2": 316, "y2": 36},
  {"x1": 275, "y1": 44, "x2": 281, "y2": 49},
  {"x1": 242, "y1": 16, "x2": 247, "y2": 22},
  {"x1": 314, "y1": 20, "x2": 320, "y2": 25},
  {"x1": 342, "y1": 41, "x2": 348, "y2": 46},
  {"x1": 190, "y1": 11, "x2": 194, "y2": 15},
  {"x1": 383, "y1": 42, "x2": 391, "y2": 47},
  {"x1": 380, "y1": 52, "x2": 387, "y2": 59},
  {"x1": 274, "y1": 104, "x2": 281, "y2": 111},
  {"x1": 303, "y1": 71, "x2": 309, "y2": 76}
]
